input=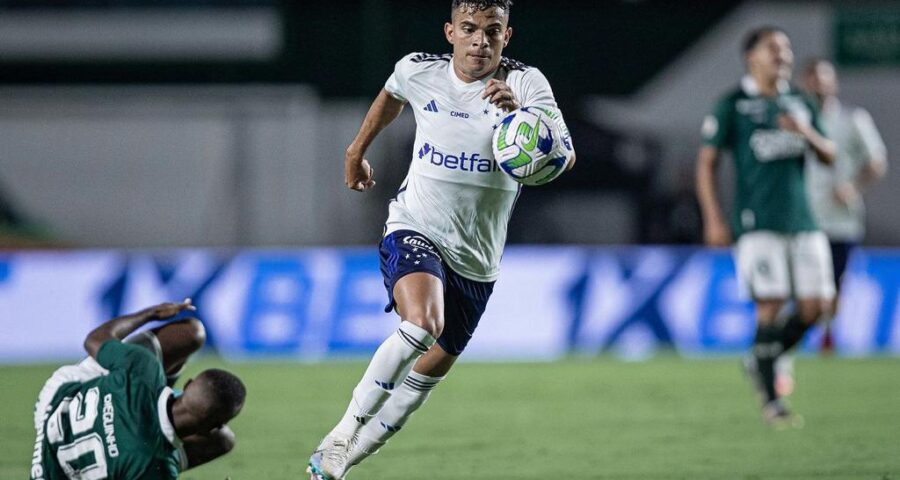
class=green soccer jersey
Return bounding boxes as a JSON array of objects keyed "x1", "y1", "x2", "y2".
[
  {"x1": 32, "y1": 341, "x2": 183, "y2": 480},
  {"x1": 702, "y1": 75, "x2": 825, "y2": 237}
]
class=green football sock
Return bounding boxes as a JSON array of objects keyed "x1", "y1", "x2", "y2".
[
  {"x1": 780, "y1": 312, "x2": 814, "y2": 352},
  {"x1": 754, "y1": 324, "x2": 782, "y2": 403}
]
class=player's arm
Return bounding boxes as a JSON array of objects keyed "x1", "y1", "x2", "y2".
[
  {"x1": 856, "y1": 156, "x2": 888, "y2": 188},
  {"x1": 696, "y1": 145, "x2": 732, "y2": 247},
  {"x1": 514, "y1": 68, "x2": 576, "y2": 170},
  {"x1": 83, "y1": 299, "x2": 196, "y2": 359},
  {"x1": 778, "y1": 114, "x2": 835, "y2": 165},
  {"x1": 345, "y1": 89, "x2": 406, "y2": 192},
  {"x1": 855, "y1": 108, "x2": 888, "y2": 184},
  {"x1": 835, "y1": 155, "x2": 887, "y2": 207},
  {"x1": 180, "y1": 426, "x2": 235, "y2": 470}
]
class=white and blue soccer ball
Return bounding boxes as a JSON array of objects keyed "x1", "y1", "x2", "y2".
[{"x1": 492, "y1": 106, "x2": 573, "y2": 186}]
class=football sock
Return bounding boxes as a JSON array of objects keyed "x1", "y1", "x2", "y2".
[
  {"x1": 331, "y1": 321, "x2": 435, "y2": 438},
  {"x1": 753, "y1": 324, "x2": 782, "y2": 403},
  {"x1": 779, "y1": 312, "x2": 815, "y2": 352},
  {"x1": 348, "y1": 371, "x2": 444, "y2": 466}
]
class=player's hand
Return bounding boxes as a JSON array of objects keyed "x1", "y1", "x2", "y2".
[
  {"x1": 345, "y1": 148, "x2": 376, "y2": 192},
  {"x1": 703, "y1": 219, "x2": 732, "y2": 248},
  {"x1": 482, "y1": 79, "x2": 520, "y2": 112},
  {"x1": 833, "y1": 181, "x2": 859, "y2": 207},
  {"x1": 145, "y1": 298, "x2": 196, "y2": 320},
  {"x1": 777, "y1": 114, "x2": 810, "y2": 136}
]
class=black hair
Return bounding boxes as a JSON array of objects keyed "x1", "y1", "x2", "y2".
[
  {"x1": 742, "y1": 26, "x2": 787, "y2": 55},
  {"x1": 451, "y1": 0, "x2": 513, "y2": 15},
  {"x1": 199, "y1": 368, "x2": 246, "y2": 417}
]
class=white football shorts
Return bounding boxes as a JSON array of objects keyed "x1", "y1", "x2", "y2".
[{"x1": 735, "y1": 230, "x2": 836, "y2": 301}]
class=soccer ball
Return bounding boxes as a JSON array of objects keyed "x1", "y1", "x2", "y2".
[{"x1": 492, "y1": 106, "x2": 572, "y2": 186}]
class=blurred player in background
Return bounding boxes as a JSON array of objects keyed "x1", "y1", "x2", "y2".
[
  {"x1": 31, "y1": 300, "x2": 246, "y2": 479},
  {"x1": 306, "y1": 1, "x2": 574, "y2": 479},
  {"x1": 695, "y1": 27, "x2": 836, "y2": 426},
  {"x1": 802, "y1": 58, "x2": 888, "y2": 352}
]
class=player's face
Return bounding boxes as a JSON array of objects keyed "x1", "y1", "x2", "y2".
[
  {"x1": 445, "y1": 5, "x2": 512, "y2": 82},
  {"x1": 747, "y1": 31, "x2": 794, "y2": 82},
  {"x1": 181, "y1": 379, "x2": 242, "y2": 432},
  {"x1": 804, "y1": 61, "x2": 838, "y2": 98}
]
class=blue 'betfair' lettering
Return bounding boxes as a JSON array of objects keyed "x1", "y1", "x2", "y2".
[{"x1": 420, "y1": 143, "x2": 500, "y2": 173}]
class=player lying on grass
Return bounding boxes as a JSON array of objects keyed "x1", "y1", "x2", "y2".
[{"x1": 30, "y1": 299, "x2": 246, "y2": 480}]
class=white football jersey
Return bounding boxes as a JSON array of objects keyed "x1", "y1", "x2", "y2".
[
  {"x1": 383, "y1": 52, "x2": 563, "y2": 282},
  {"x1": 806, "y1": 100, "x2": 887, "y2": 241}
]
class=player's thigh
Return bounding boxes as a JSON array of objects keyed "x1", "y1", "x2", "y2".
[
  {"x1": 791, "y1": 231, "x2": 836, "y2": 301},
  {"x1": 380, "y1": 230, "x2": 447, "y2": 336},
  {"x1": 149, "y1": 318, "x2": 206, "y2": 367},
  {"x1": 432, "y1": 268, "x2": 495, "y2": 357},
  {"x1": 411, "y1": 271, "x2": 496, "y2": 377},
  {"x1": 735, "y1": 231, "x2": 791, "y2": 302},
  {"x1": 393, "y1": 272, "x2": 445, "y2": 336}
]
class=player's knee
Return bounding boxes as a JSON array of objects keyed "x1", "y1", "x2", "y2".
[
  {"x1": 799, "y1": 307, "x2": 826, "y2": 325},
  {"x1": 184, "y1": 317, "x2": 207, "y2": 352},
  {"x1": 188, "y1": 318, "x2": 206, "y2": 350},
  {"x1": 798, "y1": 300, "x2": 830, "y2": 324},
  {"x1": 407, "y1": 315, "x2": 442, "y2": 339},
  {"x1": 754, "y1": 299, "x2": 784, "y2": 325}
]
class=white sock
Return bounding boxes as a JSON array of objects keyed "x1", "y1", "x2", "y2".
[
  {"x1": 330, "y1": 321, "x2": 435, "y2": 438},
  {"x1": 347, "y1": 371, "x2": 444, "y2": 466}
]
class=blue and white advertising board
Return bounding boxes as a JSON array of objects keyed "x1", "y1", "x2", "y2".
[{"x1": 0, "y1": 247, "x2": 897, "y2": 362}]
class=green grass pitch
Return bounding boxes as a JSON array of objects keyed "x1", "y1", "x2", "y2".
[{"x1": 3, "y1": 357, "x2": 899, "y2": 479}]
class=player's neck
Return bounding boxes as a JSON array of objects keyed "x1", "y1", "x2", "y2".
[
  {"x1": 170, "y1": 398, "x2": 199, "y2": 438},
  {"x1": 750, "y1": 73, "x2": 782, "y2": 97},
  {"x1": 452, "y1": 61, "x2": 493, "y2": 83}
]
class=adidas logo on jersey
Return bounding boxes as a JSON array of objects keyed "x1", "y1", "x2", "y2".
[{"x1": 423, "y1": 100, "x2": 439, "y2": 113}]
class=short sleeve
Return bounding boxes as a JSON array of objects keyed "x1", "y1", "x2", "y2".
[
  {"x1": 518, "y1": 68, "x2": 558, "y2": 110},
  {"x1": 96, "y1": 340, "x2": 165, "y2": 387},
  {"x1": 701, "y1": 96, "x2": 734, "y2": 149},
  {"x1": 384, "y1": 53, "x2": 417, "y2": 102},
  {"x1": 516, "y1": 69, "x2": 572, "y2": 156},
  {"x1": 852, "y1": 107, "x2": 887, "y2": 165}
]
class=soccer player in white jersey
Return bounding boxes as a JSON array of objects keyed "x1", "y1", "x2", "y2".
[
  {"x1": 306, "y1": 1, "x2": 574, "y2": 479},
  {"x1": 802, "y1": 58, "x2": 888, "y2": 352}
]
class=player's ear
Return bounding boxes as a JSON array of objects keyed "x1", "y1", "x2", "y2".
[
  {"x1": 503, "y1": 26, "x2": 513, "y2": 46},
  {"x1": 444, "y1": 22, "x2": 454, "y2": 44}
]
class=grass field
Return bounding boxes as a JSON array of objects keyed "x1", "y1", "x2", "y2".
[{"x1": 3, "y1": 357, "x2": 899, "y2": 479}]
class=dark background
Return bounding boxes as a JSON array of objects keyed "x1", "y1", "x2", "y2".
[{"x1": 0, "y1": 0, "x2": 740, "y2": 101}]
